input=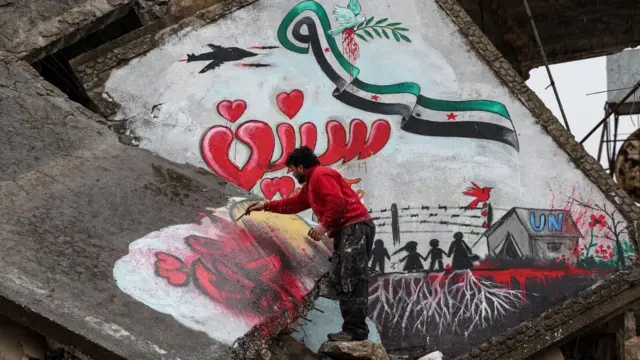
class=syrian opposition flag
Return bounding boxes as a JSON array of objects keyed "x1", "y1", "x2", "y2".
[{"x1": 277, "y1": 0, "x2": 519, "y2": 152}]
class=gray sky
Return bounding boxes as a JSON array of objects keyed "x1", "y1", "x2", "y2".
[{"x1": 526, "y1": 51, "x2": 640, "y2": 171}]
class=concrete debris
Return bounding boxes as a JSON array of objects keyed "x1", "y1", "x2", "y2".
[
  {"x1": 626, "y1": 337, "x2": 640, "y2": 360},
  {"x1": 267, "y1": 335, "x2": 322, "y2": 360},
  {"x1": 318, "y1": 340, "x2": 388, "y2": 360},
  {"x1": 417, "y1": 351, "x2": 443, "y2": 360},
  {"x1": 0, "y1": 322, "x2": 46, "y2": 360},
  {"x1": 529, "y1": 346, "x2": 564, "y2": 360}
]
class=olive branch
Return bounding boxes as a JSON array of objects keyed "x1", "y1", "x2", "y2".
[{"x1": 354, "y1": 17, "x2": 411, "y2": 43}]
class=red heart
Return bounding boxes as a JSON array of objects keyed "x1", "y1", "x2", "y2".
[
  {"x1": 276, "y1": 90, "x2": 304, "y2": 119},
  {"x1": 216, "y1": 99, "x2": 247, "y2": 123},
  {"x1": 154, "y1": 252, "x2": 189, "y2": 286},
  {"x1": 260, "y1": 177, "x2": 295, "y2": 200}
]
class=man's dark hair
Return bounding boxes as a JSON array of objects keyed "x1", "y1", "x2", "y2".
[{"x1": 285, "y1": 146, "x2": 320, "y2": 169}]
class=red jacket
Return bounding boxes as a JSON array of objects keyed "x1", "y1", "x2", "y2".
[{"x1": 265, "y1": 166, "x2": 371, "y2": 237}]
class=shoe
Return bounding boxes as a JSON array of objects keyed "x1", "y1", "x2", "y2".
[{"x1": 327, "y1": 331, "x2": 366, "y2": 342}]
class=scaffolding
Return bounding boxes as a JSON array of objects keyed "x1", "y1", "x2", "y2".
[{"x1": 580, "y1": 49, "x2": 640, "y2": 176}]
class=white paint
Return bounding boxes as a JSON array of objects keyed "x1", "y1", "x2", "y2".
[
  {"x1": 418, "y1": 351, "x2": 444, "y2": 360},
  {"x1": 112, "y1": 216, "x2": 253, "y2": 345},
  {"x1": 85, "y1": 316, "x2": 170, "y2": 356},
  {"x1": 105, "y1": 0, "x2": 633, "y2": 349}
]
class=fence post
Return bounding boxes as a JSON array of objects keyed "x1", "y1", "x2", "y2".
[{"x1": 391, "y1": 203, "x2": 400, "y2": 246}]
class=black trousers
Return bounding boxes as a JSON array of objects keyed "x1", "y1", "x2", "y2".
[{"x1": 329, "y1": 220, "x2": 375, "y2": 339}]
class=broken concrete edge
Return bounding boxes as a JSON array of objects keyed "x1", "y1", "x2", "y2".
[
  {"x1": 0, "y1": 294, "x2": 125, "y2": 360},
  {"x1": 69, "y1": 0, "x2": 259, "y2": 119},
  {"x1": 436, "y1": 0, "x2": 640, "y2": 245},
  {"x1": 9, "y1": 0, "x2": 135, "y2": 63},
  {"x1": 232, "y1": 272, "x2": 331, "y2": 360},
  {"x1": 452, "y1": 265, "x2": 640, "y2": 360}
]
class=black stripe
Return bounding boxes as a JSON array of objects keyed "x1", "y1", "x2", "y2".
[{"x1": 290, "y1": 17, "x2": 519, "y2": 152}]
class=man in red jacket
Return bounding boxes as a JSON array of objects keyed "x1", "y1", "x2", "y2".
[{"x1": 245, "y1": 146, "x2": 375, "y2": 342}]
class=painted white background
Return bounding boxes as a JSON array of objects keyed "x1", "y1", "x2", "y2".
[{"x1": 107, "y1": 0, "x2": 626, "y2": 303}]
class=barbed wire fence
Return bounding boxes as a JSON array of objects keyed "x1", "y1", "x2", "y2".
[{"x1": 368, "y1": 202, "x2": 505, "y2": 248}]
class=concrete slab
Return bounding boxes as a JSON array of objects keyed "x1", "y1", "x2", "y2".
[{"x1": 0, "y1": 53, "x2": 328, "y2": 360}]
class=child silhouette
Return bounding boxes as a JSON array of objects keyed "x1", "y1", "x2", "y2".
[
  {"x1": 392, "y1": 241, "x2": 425, "y2": 271},
  {"x1": 369, "y1": 239, "x2": 391, "y2": 273},
  {"x1": 423, "y1": 239, "x2": 447, "y2": 272}
]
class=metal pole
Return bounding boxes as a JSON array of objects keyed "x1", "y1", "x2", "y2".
[
  {"x1": 580, "y1": 79, "x2": 640, "y2": 144},
  {"x1": 523, "y1": 0, "x2": 571, "y2": 133}
]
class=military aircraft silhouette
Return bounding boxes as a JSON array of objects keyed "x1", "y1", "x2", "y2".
[{"x1": 179, "y1": 44, "x2": 277, "y2": 74}]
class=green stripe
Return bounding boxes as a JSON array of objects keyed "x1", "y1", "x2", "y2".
[
  {"x1": 277, "y1": 0, "x2": 512, "y2": 122},
  {"x1": 277, "y1": 1, "x2": 359, "y2": 78},
  {"x1": 417, "y1": 97, "x2": 511, "y2": 120}
]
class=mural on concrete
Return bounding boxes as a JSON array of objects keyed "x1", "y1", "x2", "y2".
[
  {"x1": 365, "y1": 183, "x2": 635, "y2": 350},
  {"x1": 104, "y1": 0, "x2": 636, "y2": 357},
  {"x1": 113, "y1": 197, "x2": 333, "y2": 344}
]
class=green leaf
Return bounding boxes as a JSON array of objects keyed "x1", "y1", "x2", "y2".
[
  {"x1": 386, "y1": 22, "x2": 402, "y2": 27},
  {"x1": 355, "y1": 33, "x2": 368, "y2": 41},
  {"x1": 356, "y1": 21, "x2": 365, "y2": 29},
  {"x1": 374, "y1": 18, "x2": 388, "y2": 25},
  {"x1": 392, "y1": 30, "x2": 401, "y2": 42},
  {"x1": 399, "y1": 33, "x2": 411, "y2": 42},
  {"x1": 394, "y1": 27, "x2": 410, "y2": 32},
  {"x1": 363, "y1": 29, "x2": 374, "y2": 39},
  {"x1": 365, "y1": 17, "x2": 374, "y2": 26},
  {"x1": 380, "y1": 28, "x2": 390, "y2": 39},
  {"x1": 371, "y1": 27, "x2": 382, "y2": 38}
]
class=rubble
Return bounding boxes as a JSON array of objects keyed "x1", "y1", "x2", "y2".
[{"x1": 319, "y1": 340, "x2": 389, "y2": 360}]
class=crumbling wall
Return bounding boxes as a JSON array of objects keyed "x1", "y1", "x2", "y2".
[{"x1": 91, "y1": 0, "x2": 639, "y2": 358}]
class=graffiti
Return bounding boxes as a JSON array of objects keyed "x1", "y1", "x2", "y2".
[
  {"x1": 179, "y1": 44, "x2": 277, "y2": 73},
  {"x1": 485, "y1": 208, "x2": 581, "y2": 263},
  {"x1": 354, "y1": 18, "x2": 412, "y2": 44},
  {"x1": 326, "y1": 0, "x2": 411, "y2": 63},
  {"x1": 462, "y1": 182, "x2": 492, "y2": 210},
  {"x1": 216, "y1": 99, "x2": 246, "y2": 123},
  {"x1": 113, "y1": 198, "x2": 332, "y2": 344},
  {"x1": 528, "y1": 211, "x2": 564, "y2": 233},
  {"x1": 369, "y1": 270, "x2": 525, "y2": 336},
  {"x1": 200, "y1": 92, "x2": 392, "y2": 192},
  {"x1": 276, "y1": 89, "x2": 304, "y2": 119},
  {"x1": 569, "y1": 197, "x2": 632, "y2": 268},
  {"x1": 277, "y1": 1, "x2": 519, "y2": 151},
  {"x1": 261, "y1": 177, "x2": 296, "y2": 199}
]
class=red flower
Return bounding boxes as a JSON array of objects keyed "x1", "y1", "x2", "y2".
[
  {"x1": 607, "y1": 245, "x2": 612, "y2": 250},
  {"x1": 445, "y1": 264, "x2": 452, "y2": 270},
  {"x1": 588, "y1": 214, "x2": 606, "y2": 228},
  {"x1": 595, "y1": 249, "x2": 600, "y2": 255}
]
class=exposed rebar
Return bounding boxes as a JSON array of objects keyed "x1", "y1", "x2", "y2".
[
  {"x1": 580, "y1": 79, "x2": 640, "y2": 144},
  {"x1": 523, "y1": 0, "x2": 571, "y2": 133}
]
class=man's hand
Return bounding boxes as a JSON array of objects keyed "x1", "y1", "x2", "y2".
[
  {"x1": 245, "y1": 201, "x2": 266, "y2": 215},
  {"x1": 308, "y1": 224, "x2": 326, "y2": 241}
]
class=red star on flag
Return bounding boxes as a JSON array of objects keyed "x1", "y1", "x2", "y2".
[
  {"x1": 324, "y1": 47, "x2": 330, "y2": 53},
  {"x1": 371, "y1": 95, "x2": 380, "y2": 101},
  {"x1": 447, "y1": 112, "x2": 458, "y2": 120}
]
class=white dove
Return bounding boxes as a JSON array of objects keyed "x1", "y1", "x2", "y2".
[{"x1": 328, "y1": 0, "x2": 366, "y2": 36}]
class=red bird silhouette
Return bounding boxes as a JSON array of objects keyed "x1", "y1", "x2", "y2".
[{"x1": 462, "y1": 182, "x2": 492, "y2": 210}]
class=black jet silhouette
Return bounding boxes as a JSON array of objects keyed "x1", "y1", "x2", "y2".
[{"x1": 180, "y1": 44, "x2": 267, "y2": 73}]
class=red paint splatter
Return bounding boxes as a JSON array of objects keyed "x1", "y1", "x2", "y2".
[
  {"x1": 153, "y1": 212, "x2": 327, "y2": 323},
  {"x1": 341, "y1": 28, "x2": 360, "y2": 64}
]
